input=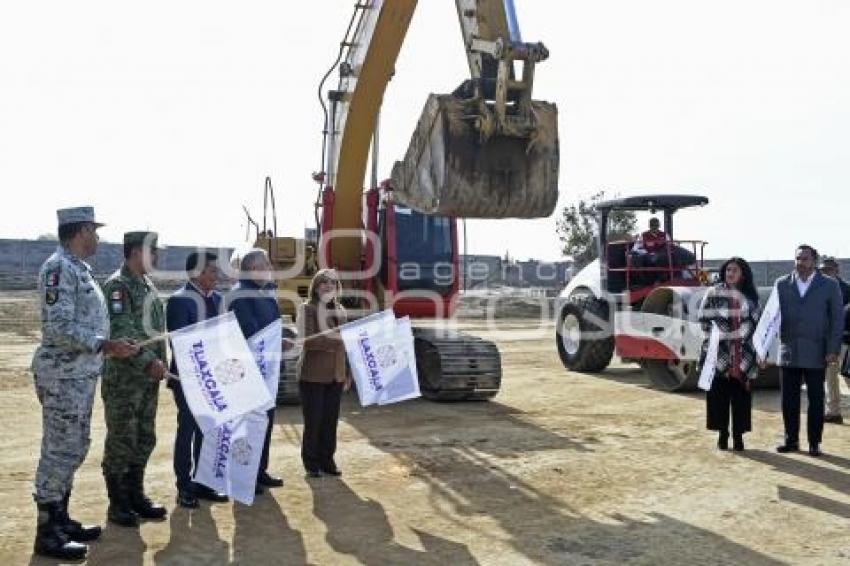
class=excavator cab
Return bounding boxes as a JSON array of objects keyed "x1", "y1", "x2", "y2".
[
  {"x1": 368, "y1": 192, "x2": 460, "y2": 319},
  {"x1": 379, "y1": 206, "x2": 455, "y2": 296}
]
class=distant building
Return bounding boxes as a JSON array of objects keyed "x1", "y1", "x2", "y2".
[
  {"x1": 517, "y1": 259, "x2": 572, "y2": 288},
  {"x1": 459, "y1": 254, "x2": 573, "y2": 290},
  {"x1": 460, "y1": 255, "x2": 502, "y2": 288}
]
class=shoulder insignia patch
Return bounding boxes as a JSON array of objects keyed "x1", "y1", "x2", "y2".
[
  {"x1": 45, "y1": 269, "x2": 60, "y2": 287},
  {"x1": 45, "y1": 289, "x2": 58, "y2": 305},
  {"x1": 107, "y1": 284, "x2": 131, "y2": 315}
]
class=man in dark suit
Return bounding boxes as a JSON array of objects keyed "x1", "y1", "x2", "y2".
[
  {"x1": 225, "y1": 249, "x2": 285, "y2": 492},
  {"x1": 166, "y1": 252, "x2": 229, "y2": 507},
  {"x1": 768, "y1": 245, "x2": 844, "y2": 456}
]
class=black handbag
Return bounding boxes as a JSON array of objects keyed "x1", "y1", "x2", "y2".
[{"x1": 841, "y1": 346, "x2": 850, "y2": 378}]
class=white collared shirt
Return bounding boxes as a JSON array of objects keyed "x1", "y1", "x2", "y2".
[
  {"x1": 188, "y1": 280, "x2": 214, "y2": 298},
  {"x1": 796, "y1": 271, "x2": 815, "y2": 298}
]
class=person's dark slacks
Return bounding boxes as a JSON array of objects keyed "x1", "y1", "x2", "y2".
[
  {"x1": 706, "y1": 373, "x2": 752, "y2": 435},
  {"x1": 781, "y1": 367, "x2": 826, "y2": 446},
  {"x1": 259, "y1": 406, "x2": 275, "y2": 475},
  {"x1": 299, "y1": 380, "x2": 343, "y2": 472},
  {"x1": 171, "y1": 383, "x2": 202, "y2": 492}
]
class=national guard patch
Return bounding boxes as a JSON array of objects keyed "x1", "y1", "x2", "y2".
[
  {"x1": 45, "y1": 269, "x2": 60, "y2": 287},
  {"x1": 45, "y1": 289, "x2": 58, "y2": 305}
]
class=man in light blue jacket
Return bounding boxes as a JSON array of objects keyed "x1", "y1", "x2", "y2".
[{"x1": 772, "y1": 245, "x2": 844, "y2": 456}]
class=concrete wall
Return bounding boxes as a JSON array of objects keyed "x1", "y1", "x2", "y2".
[
  {"x1": 703, "y1": 258, "x2": 850, "y2": 287},
  {"x1": 0, "y1": 239, "x2": 233, "y2": 289},
  {"x1": 4, "y1": 238, "x2": 846, "y2": 291}
]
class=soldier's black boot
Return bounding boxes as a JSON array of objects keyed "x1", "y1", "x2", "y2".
[
  {"x1": 127, "y1": 466, "x2": 167, "y2": 520},
  {"x1": 105, "y1": 474, "x2": 140, "y2": 527},
  {"x1": 59, "y1": 492, "x2": 102, "y2": 542},
  {"x1": 34, "y1": 501, "x2": 88, "y2": 560}
]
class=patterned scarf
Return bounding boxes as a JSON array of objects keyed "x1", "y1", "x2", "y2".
[{"x1": 698, "y1": 283, "x2": 760, "y2": 382}]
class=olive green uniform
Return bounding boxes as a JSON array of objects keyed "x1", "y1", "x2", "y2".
[{"x1": 101, "y1": 265, "x2": 166, "y2": 476}]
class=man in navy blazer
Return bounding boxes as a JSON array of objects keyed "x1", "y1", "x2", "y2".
[
  {"x1": 225, "y1": 248, "x2": 285, "y2": 491},
  {"x1": 166, "y1": 252, "x2": 229, "y2": 507},
  {"x1": 769, "y1": 245, "x2": 844, "y2": 456}
]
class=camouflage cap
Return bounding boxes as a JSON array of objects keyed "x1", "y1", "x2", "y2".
[
  {"x1": 123, "y1": 231, "x2": 163, "y2": 250},
  {"x1": 57, "y1": 206, "x2": 104, "y2": 227}
]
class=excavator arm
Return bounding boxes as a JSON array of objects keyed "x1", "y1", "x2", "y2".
[{"x1": 319, "y1": 0, "x2": 559, "y2": 269}]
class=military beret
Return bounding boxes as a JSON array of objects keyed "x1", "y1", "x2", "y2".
[
  {"x1": 123, "y1": 231, "x2": 162, "y2": 250},
  {"x1": 57, "y1": 206, "x2": 104, "y2": 227}
]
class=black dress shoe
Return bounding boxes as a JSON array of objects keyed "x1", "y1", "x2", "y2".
[
  {"x1": 176, "y1": 491, "x2": 199, "y2": 509},
  {"x1": 717, "y1": 434, "x2": 729, "y2": 451},
  {"x1": 809, "y1": 444, "x2": 822, "y2": 457},
  {"x1": 776, "y1": 443, "x2": 800, "y2": 453},
  {"x1": 257, "y1": 471, "x2": 284, "y2": 488},
  {"x1": 321, "y1": 466, "x2": 342, "y2": 477},
  {"x1": 193, "y1": 484, "x2": 229, "y2": 503},
  {"x1": 824, "y1": 414, "x2": 844, "y2": 424},
  {"x1": 732, "y1": 435, "x2": 745, "y2": 452},
  {"x1": 305, "y1": 470, "x2": 321, "y2": 479}
]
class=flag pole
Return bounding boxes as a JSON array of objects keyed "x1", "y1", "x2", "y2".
[{"x1": 135, "y1": 325, "x2": 341, "y2": 349}]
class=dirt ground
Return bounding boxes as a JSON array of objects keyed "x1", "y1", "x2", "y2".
[{"x1": 1, "y1": 290, "x2": 849, "y2": 565}]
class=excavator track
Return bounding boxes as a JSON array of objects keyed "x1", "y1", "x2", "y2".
[{"x1": 413, "y1": 327, "x2": 502, "y2": 401}]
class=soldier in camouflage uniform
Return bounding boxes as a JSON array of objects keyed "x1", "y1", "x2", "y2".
[
  {"x1": 32, "y1": 207, "x2": 138, "y2": 560},
  {"x1": 101, "y1": 231, "x2": 169, "y2": 527}
]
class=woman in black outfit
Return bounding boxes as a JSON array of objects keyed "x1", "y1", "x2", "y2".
[{"x1": 698, "y1": 257, "x2": 760, "y2": 451}]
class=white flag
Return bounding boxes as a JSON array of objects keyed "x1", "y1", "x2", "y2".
[
  {"x1": 339, "y1": 310, "x2": 421, "y2": 407},
  {"x1": 377, "y1": 316, "x2": 421, "y2": 405},
  {"x1": 698, "y1": 323, "x2": 721, "y2": 391},
  {"x1": 194, "y1": 413, "x2": 268, "y2": 505},
  {"x1": 752, "y1": 286, "x2": 781, "y2": 362},
  {"x1": 247, "y1": 319, "x2": 283, "y2": 411},
  {"x1": 170, "y1": 312, "x2": 274, "y2": 433}
]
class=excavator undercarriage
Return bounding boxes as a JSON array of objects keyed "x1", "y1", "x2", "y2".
[{"x1": 413, "y1": 327, "x2": 502, "y2": 401}]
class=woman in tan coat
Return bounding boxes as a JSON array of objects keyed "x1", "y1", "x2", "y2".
[{"x1": 296, "y1": 269, "x2": 350, "y2": 477}]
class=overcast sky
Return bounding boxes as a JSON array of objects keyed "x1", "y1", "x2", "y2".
[{"x1": 2, "y1": 1, "x2": 848, "y2": 262}]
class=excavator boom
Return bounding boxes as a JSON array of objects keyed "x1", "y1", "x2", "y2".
[{"x1": 322, "y1": 1, "x2": 560, "y2": 269}]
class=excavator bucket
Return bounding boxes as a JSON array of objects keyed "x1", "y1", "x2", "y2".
[{"x1": 390, "y1": 93, "x2": 559, "y2": 218}]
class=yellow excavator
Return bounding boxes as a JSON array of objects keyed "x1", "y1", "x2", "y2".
[{"x1": 255, "y1": 0, "x2": 559, "y2": 402}]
